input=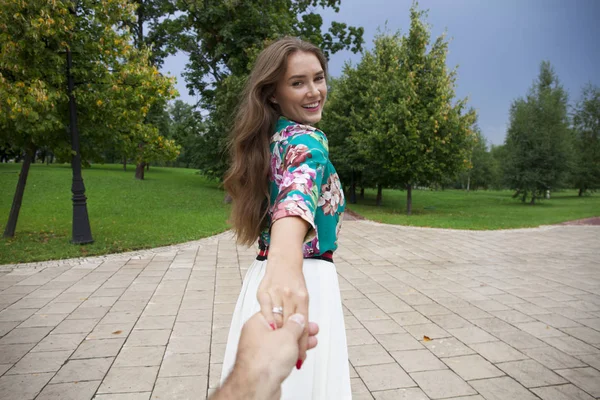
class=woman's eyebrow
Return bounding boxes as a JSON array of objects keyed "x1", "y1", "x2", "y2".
[{"x1": 287, "y1": 70, "x2": 325, "y2": 81}]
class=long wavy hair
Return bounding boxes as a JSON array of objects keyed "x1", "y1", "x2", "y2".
[{"x1": 223, "y1": 37, "x2": 328, "y2": 246}]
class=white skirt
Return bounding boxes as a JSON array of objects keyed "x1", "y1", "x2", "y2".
[{"x1": 220, "y1": 258, "x2": 352, "y2": 400}]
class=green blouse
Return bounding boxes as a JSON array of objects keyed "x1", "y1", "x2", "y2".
[{"x1": 258, "y1": 117, "x2": 345, "y2": 257}]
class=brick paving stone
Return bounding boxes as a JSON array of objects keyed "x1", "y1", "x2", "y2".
[
  {"x1": 355, "y1": 362, "x2": 415, "y2": 391},
  {"x1": 391, "y1": 349, "x2": 447, "y2": 373},
  {"x1": 410, "y1": 369, "x2": 477, "y2": 399},
  {"x1": 522, "y1": 345, "x2": 587, "y2": 369},
  {"x1": 5, "y1": 350, "x2": 71, "y2": 375},
  {"x1": 497, "y1": 359, "x2": 567, "y2": 388},
  {"x1": 556, "y1": 367, "x2": 600, "y2": 397},
  {"x1": 0, "y1": 372, "x2": 54, "y2": 400},
  {"x1": 151, "y1": 376, "x2": 209, "y2": 400},
  {"x1": 1, "y1": 222, "x2": 599, "y2": 399},
  {"x1": 469, "y1": 376, "x2": 538, "y2": 400},
  {"x1": 442, "y1": 354, "x2": 504, "y2": 380},
  {"x1": 532, "y1": 384, "x2": 595, "y2": 400},
  {"x1": 372, "y1": 387, "x2": 430, "y2": 400},
  {"x1": 36, "y1": 380, "x2": 100, "y2": 400},
  {"x1": 349, "y1": 344, "x2": 395, "y2": 366},
  {"x1": 468, "y1": 341, "x2": 527, "y2": 363},
  {"x1": 51, "y1": 357, "x2": 113, "y2": 383},
  {"x1": 98, "y1": 366, "x2": 159, "y2": 394},
  {"x1": 423, "y1": 337, "x2": 475, "y2": 358}
]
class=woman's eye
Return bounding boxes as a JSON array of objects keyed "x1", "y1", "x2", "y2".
[
  {"x1": 316, "y1": 76, "x2": 325, "y2": 82},
  {"x1": 292, "y1": 81, "x2": 302, "y2": 87}
]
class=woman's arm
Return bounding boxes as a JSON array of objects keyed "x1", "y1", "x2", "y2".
[{"x1": 257, "y1": 216, "x2": 310, "y2": 369}]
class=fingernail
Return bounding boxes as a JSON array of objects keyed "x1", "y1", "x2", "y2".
[
  {"x1": 289, "y1": 314, "x2": 305, "y2": 329},
  {"x1": 296, "y1": 359, "x2": 303, "y2": 370},
  {"x1": 269, "y1": 322, "x2": 277, "y2": 331}
]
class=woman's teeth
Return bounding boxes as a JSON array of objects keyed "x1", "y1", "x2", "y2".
[{"x1": 303, "y1": 102, "x2": 319, "y2": 109}]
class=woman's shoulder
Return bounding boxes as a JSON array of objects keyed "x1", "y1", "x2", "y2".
[{"x1": 272, "y1": 117, "x2": 328, "y2": 150}]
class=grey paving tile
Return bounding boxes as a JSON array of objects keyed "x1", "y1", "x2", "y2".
[
  {"x1": 97, "y1": 366, "x2": 159, "y2": 394},
  {"x1": 167, "y1": 335, "x2": 211, "y2": 354},
  {"x1": 32, "y1": 332, "x2": 87, "y2": 352},
  {"x1": 71, "y1": 338, "x2": 125, "y2": 359},
  {"x1": 158, "y1": 352, "x2": 209, "y2": 377},
  {"x1": 410, "y1": 369, "x2": 477, "y2": 399},
  {"x1": 542, "y1": 336, "x2": 600, "y2": 356},
  {"x1": 522, "y1": 345, "x2": 587, "y2": 369},
  {"x1": 18, "y1": 313, "x2": 68, "y2": 328},
  {"x1": 375, "y1": 333, "x2": 424, "y2": 352},
  {"x1": 36, "y1": 380, "x2": 100, "y2": 400},
  {"x1": 0, "y1": 343, "x2": 35, "y2": 364},
  {"x1": 423, "y1": 337, "x2": 475, "y2": 358},
  {"x1": 5, "y1": 350, "x2": 71, "y2": 375},
  {"x1": 347, "y1": 328, "x2": 378, "y2": 346},
  {"x1": 113, "y1": 346, "x2": 165, "y2": 367},
  {"x1": 389, "y1": 311, "x2": 430, "y2": 326},
  {"x1": 403, "y1": 323, "x2": 450, "y2": 340},
  {"x1": 51, "y1": 357, "x2": 113, "y2": 383},
  {"x1": 532, "y1": 384, "x2": 595, "y2": 400},
  {"x1": 447, "y1": 326, "x2": 496, "y2": 344},
  {"x1": 469, "y1": 376, "x2": 538, "y2": 400},
  {"x1": 51, "y1": 318, "x2": 99, "y2": 334},
  {"x1": 0, "y1": 326, "x2": 52, "y2": 344},
  {"x1": 515, "y1": 321, "x2": 566, "y2": 338},
  {"x1": 0, "y1": 372, "x2": 54, "y2": 400},
  {"x1": 556, "y1": 367, "x2": 600, "y2": 397},
  {"x1": 469, "y1": 341, "x2": 527, "y2": 363},
  {"x1": 125, "y1": 329, "x2": 171, "y2": 347},
  {"x1": 561, "y1": 326, "x2": 600, "y2": 345},
  {"x1": 443, "y1": 354, "x2": 504, "y2": 380},
  {"x1": 151, "y1": 376, "x2": 208, "y2": 400},
  {"x1": 577, "y1": 353, "x2": 600, "y2": 370},
  {"x1": 372, "y1": 387, "x2": 430, "y2": 400},
  {"x1": 355, "y1": 362, "x2": 415, "y2": 391},
  {"x1": 391, "y1": 349, "x2": 446, "y2": 373},
  {"x1": 348, "y1": 344, "x2": 395, "y2": 366},
  {"x1": 497, "y1": 359, "x2": 567, "y2": 388}
]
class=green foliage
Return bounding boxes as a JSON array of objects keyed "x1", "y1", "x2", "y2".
[
  {"x1": 503, "y1": 61, "x2": 573, "y2": 203},
  {"x1": 171, "y1": 0, "x2": 364, "y2": 180},
  {"x1": 167, "y1": 100, "x2": 205, "y2": 168},
  {"x1": 571, "y1": 83, "x2": 600, "y2": 195},
  {"x1": 0, "y1": 0, "x2": 178, "y2": 164},
  {"x1": 323, "y1": 4, "x2": 476, "y2": 211}
]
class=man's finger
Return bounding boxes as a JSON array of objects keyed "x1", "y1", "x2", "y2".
[{"x1": 282, "y1": 313, "x2": 305, "y2": 339}]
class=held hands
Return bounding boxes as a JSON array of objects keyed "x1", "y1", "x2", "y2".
[{"x1": 257, "y1": 263, "x2": 310, "y2": 369}]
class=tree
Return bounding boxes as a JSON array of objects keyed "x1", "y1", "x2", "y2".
[
  {"x1": 168, "y1": 100, "x2": 205, "y2": 168},
  {"x1": 503, "y1": 61, "x2": 573, "y2": 204},
  {"x1": 324, "y1": 4, "x2": 475, "y2": 214},
  {"x1": 0, "y1": 0, "x2": 176, "y2": 237},
  {"x1": 173, "y1": 0, "x2": 365, "y2": 181},
  {"x1": 459, "y1": 123, "x2": 498, "y2": 190},
  {"x1": 572, "y1": 84, "x2": 600, "y2": 196}
]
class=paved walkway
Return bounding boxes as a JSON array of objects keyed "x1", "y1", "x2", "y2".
[{"x1": 1, "y1": 221, "x2": 599, "y2": 400}]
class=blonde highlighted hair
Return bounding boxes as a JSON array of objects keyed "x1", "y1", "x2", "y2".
[{"x1": 223, "y1": 37, "x2": 328, "y2": 245}]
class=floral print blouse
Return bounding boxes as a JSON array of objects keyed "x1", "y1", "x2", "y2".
[{"x1": 258, "y1": 116, "x2": 345, "y2": 257}]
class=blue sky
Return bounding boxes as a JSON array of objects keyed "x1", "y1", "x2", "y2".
[{"x1": 160, "y1": 0, "x2": 600, "y2": 146}]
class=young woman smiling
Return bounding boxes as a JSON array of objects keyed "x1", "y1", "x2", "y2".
[{"x1": 220, "y1": 37, "x2": 350, "y2": 399}]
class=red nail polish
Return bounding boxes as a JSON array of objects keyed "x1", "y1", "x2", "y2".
[
  {"x1": 269, "y1": 322, "x2": 276, "y2": 331},
  {"x1": 296, "y1": 359, "x2": 303, "y2": 370}
]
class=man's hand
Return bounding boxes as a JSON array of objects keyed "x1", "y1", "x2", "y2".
[{"x1": 212, "y1": 312, "x2": 319, "y2": 400}]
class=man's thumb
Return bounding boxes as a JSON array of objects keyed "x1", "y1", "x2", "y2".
[{"x1": 284, "y1": 314, "x2": 305, "y2": 338}]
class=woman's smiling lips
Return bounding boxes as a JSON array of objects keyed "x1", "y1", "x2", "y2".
[{"x1": 302, "y1": 101, "x2": 321, "y2": 111}]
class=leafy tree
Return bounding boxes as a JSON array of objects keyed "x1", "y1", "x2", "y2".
[
  {"x1": 324, "y1": 4, "x2": 475, "y2": 214},
  {"x1": 0, "y1": 0, "x2": 176, "y2": 237},
  {"x1": 503, "y1": 61, "x2": 573, "y2": 204},
  {"x1": 572, "y1": 84, "x2": 600, "y2": 196},
  {"x1": 168, "y1": 100, "x2": 204, "y2": 168},
  {"x1": 172, "y1": 0, "x2": 365, "y2": 180}
]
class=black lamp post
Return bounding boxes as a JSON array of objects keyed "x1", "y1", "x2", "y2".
[{"x1": 67, "y1": 46, "x2": 93, "y2": 244}]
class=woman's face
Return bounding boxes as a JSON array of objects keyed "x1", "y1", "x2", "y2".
[{"x1": 272, "y1": 51, "x2": 327, "y2": 125}]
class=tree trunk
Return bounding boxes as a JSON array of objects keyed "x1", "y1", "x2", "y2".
[
  {"x1": 349, "y1": 171, "x2": 357, "y2": 204},
  {"x1": 360, "y1": 187, "x2": 365, "y2": 200},
  {"x1": 123, "y1": 157, "x2": 127, "y2": 171},
  {"x1": 3, "y1": 151, "x2": 33, "y2": 238},
  {"x1": 146, "y1": 163, "x2": 150, "y2": 171},
  {"x1": 530, "y1": 194, "x2": 536, "y2": 205},
  {"x1": 578, "y1": 187, "x2": 584, "y2": 197},
  {"x1": 376, "y1": 184, "x2": 383, "y2": 206},
  {"x1": 406, "y1": 183, "x2": 413, "y2": 215},
  {"x1": 135, "y1": 162, "x2": 146, "y2": 180},
  {"x1": 466, "y1": 173, "x2": 471, "y2": 192}
]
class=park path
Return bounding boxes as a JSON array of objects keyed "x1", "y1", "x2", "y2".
[{"x1": 0, "y1": 220, "x2": 599, "y2": 399}]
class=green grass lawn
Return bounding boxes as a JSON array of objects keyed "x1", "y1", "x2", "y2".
[
  {"x1": 349, "y1": 188, "x2": 600, "y2": 230},
  {"x1": 1, "y1": 163, "x2": 230, "y2": 264}
]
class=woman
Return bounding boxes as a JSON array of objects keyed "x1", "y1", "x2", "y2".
[{"x1": 221, "y1": 37, "x2": 350, "y2": 400}]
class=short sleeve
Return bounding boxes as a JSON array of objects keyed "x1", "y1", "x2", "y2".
[{"x1": 270, "y1": 133, "x2": 327, "y2": 242}]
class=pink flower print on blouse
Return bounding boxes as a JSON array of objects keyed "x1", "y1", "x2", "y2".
[
  {"x1": 318, "y1": 172, "x2": 345, "y2": 216},
  {"x1": 271, "y1": 194, "x2": 315, "y2": 225},
  {"x1": 285, "y1": 144, "x2": 313, "y2": 169},
  {"x1": 270, "y1": 145, "x2": 284, "y2": 186}
]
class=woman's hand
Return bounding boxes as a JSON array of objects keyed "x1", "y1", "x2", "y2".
[{"x1": 257, "y1": 217, "x2": 311, "y2": 369}]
